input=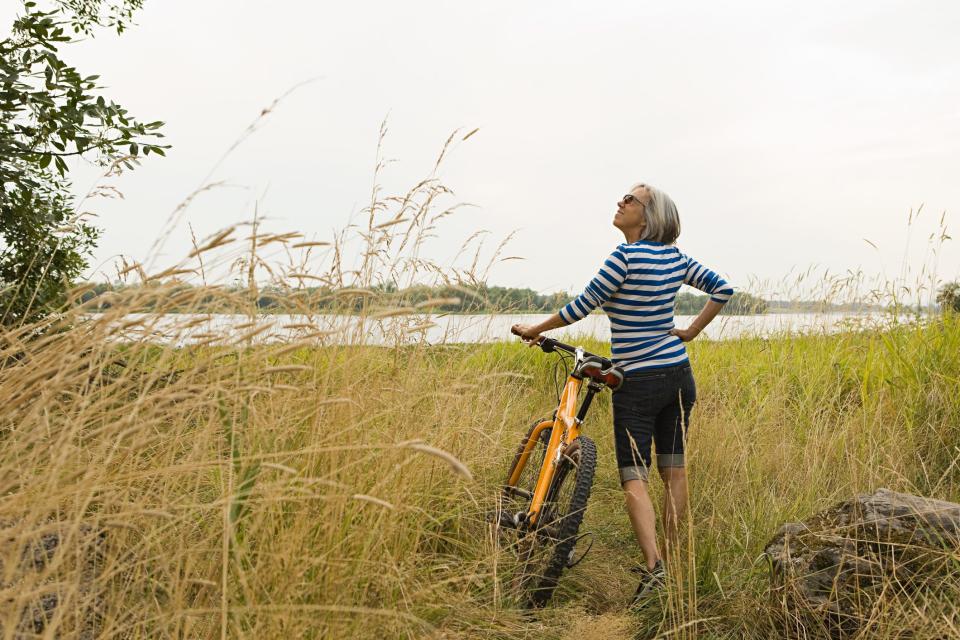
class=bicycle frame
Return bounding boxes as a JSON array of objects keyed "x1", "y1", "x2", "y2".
[{"x1": 506, "y1": 370, "x2": 601, "y2": 525}]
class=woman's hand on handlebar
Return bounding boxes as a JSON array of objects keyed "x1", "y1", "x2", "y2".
[
  {"x1": 511, "y1": 313, "x2": 568, "y2": 346},
  {"x1": 511, "y1": 323, "x2": 542, "y2": 346}
]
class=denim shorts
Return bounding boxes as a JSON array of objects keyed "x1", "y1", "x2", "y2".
[{"x1": 611, "y1": 362, "x2": 696, "y2": 483}]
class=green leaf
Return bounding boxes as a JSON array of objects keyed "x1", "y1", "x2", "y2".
[
  {"x1": 0, "y1": 2, "x2": 168, "y2": 327},
  {"x1": 229, "y1": 463, "x2": 261, "y2": 526}
]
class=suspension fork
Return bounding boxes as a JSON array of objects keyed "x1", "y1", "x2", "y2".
[
  {"x1": 525, "y1": 376, "x2": 584, "y2": 523},
  {"x1": 505, "y1": 374, "x2": 603, "y2": 525},
  {"x1": 506, "y1": 419, "x2": 553, "y2": 488}
]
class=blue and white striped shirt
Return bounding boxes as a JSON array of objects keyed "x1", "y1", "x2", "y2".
[{"x1": 559, "y1": 241, "x2": 734, "y2": 372}]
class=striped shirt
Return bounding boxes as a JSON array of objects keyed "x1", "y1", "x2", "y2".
[{"x1": 559, "y1": 241, "x2": 734, "y2": 372}]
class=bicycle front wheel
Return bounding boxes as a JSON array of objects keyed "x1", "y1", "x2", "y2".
[{"x1": 518, "y1": 435, "x2": 597, "y2": 608}]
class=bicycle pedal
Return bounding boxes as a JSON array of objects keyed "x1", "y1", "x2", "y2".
[
  {"x1": 487, "y1": 509, "x2": 522, "y2": 530},
  {"x1": 566, "y1": 531, "x2": 594, "y2": 569}
]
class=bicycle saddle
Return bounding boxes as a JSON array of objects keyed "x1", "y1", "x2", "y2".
[{"x1": 575, "y1": 357, "x2": 624, "y2": 391}]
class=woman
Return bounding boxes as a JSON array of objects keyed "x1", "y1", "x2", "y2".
[{"x1": 510, "y1": 183, "x2": 733, "y2": 604}]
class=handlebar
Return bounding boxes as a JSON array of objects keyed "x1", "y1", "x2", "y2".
[{"x1": 510, "y1": 327, "x2": 614, "y2": 370}]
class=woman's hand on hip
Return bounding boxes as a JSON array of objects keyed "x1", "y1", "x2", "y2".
[{"x1": 669, "y1": 326, "x2": 701, "y2": 342}]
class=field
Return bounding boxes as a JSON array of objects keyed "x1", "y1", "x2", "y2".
[
  {"x1": 3, "y1": 156, "x2": 958, "y2": 639},
  {"x1": 2, "y1": 299, "x2": 959, "y2": 638}
]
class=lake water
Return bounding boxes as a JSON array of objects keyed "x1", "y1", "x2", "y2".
[{"x1": 92, "y1": 311, "x2": 908, "y2": 347}]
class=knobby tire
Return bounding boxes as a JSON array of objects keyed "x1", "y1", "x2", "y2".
[{"x1": 522, "y1": 435, "x2": 597, "y2": 608}]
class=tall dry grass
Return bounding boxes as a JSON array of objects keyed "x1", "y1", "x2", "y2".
[{"x1": 2, "y1": 128, "x2": 959, "y2": 638}]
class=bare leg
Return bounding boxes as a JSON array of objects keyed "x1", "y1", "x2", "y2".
[
  {"x1": 659, "y1": 466, "x2": 688, "y2": 552},
  {"x1": 622, "y1": 478, "x2": 660, "y2": 570}
]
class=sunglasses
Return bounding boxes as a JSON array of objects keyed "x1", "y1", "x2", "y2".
[{"x1": 621, "y1": 193, "x2": 644, "y2": 205}]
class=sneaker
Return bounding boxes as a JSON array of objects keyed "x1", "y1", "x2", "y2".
[{"x1": 630, "y1": 560, "x2": 666, "y2": 606}]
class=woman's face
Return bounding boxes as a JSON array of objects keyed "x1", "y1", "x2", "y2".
[{"x1": 614, "y1": 185, "x2": 649, "y2": 237}]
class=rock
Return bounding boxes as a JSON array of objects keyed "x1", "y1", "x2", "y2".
[
  {"x1": 0, "y1": 520, "x2": 105, "y2": 639},
  {"x1": 764, "y1": 488, "x2": 960, "y2": 637}
]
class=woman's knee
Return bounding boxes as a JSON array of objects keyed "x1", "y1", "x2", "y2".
[
  {"x1": 658, "y1": 464, "x2": 687, "y2": 485},
  {"x1": 622, "y1": 478, "x2": 650, "y2": 503}
]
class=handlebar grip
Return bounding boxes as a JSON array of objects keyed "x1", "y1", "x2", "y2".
[{"x1": 511, "y1": 326, "x2": 542, "y2": 345}]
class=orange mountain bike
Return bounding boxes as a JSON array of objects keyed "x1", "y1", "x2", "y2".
[{"x1": 494, "y1": 330, "x2": 624, "y2": 607}]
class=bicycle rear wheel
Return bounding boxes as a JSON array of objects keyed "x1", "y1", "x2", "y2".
[{"x1": 516, "y1": 435, "x2": 597, "y2": 607}]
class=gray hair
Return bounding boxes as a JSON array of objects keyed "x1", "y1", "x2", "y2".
[{"x1": 635, "y1": 183, "x2": 681, "y2": 245}]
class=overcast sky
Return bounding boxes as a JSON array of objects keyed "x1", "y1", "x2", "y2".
[{"x1": 5, "y1": 1, "x2": 959, "y2": 301}]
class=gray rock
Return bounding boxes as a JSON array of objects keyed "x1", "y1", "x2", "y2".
[
  {"x1": 764, "y1": 488, "x2": 960, "y2": 637},
  {"x1": 0, "y1": 520, "x2": 105, "y2": 639}
]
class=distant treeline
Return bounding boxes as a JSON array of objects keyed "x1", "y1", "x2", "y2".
[
  {"x1": 676, "y1": 291, "x2": 767, "y2": 315},
  {"x1": 765, "y1": 299, "x2": 886, "y2": 313},
  {"x1": 78, "y1": 282, "x2": 770, "y2": 315}
]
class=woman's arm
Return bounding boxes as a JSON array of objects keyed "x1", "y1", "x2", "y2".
[
  {"x1": 671, "y1": 255, "x2": 734, "y2": 342},
  {"x1": 670, "y1": 299, "x2": 723, "y2": 342},
  {"x1": 511, "y1": 246, "x2": 628, "y2": 343}
]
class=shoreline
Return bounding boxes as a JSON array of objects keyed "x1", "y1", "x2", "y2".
[{"x1": 83, "y1": 310, "x2": 925, "y2": 348}]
